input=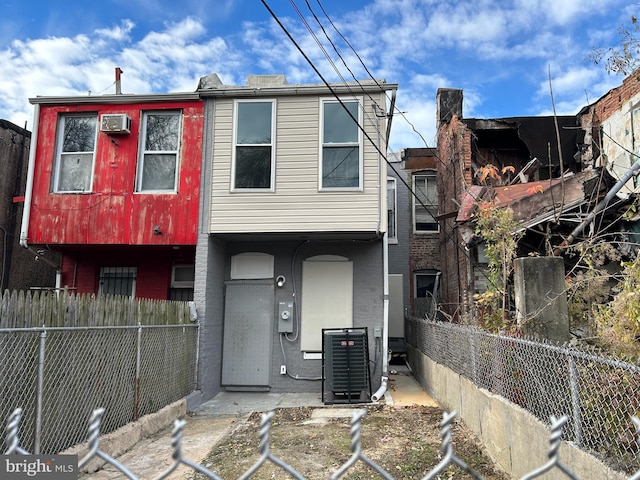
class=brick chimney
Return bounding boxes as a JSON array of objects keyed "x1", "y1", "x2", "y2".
[{"x1": 436, "y1": 88, "x2": 463, "y2": 124}]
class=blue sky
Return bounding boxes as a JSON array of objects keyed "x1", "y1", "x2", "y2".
[{"x1": 0, "y1": 0, "x2": 635, "y2": 150}]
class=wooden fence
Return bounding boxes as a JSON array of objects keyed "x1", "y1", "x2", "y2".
[{"x1": 0, "y1": 289, "x2": 193, "y2": 328}]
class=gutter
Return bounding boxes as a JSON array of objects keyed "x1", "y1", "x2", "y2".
[
  {"x1": 29, "y1": 92, "x2": 200, "y2": 106},
  {"x1": 19, "y1": 104, "x2": 39, "y2": 250},
  {"x1": 198, "y1": 81, "x2": 398, "y2": 99}
]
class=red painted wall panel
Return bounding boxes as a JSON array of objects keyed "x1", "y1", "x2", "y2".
[
  {"x1": 59, "y1": 246, "x2": 195, "y2": 299},
  {"x1": 27, "y1": 100, "x2": 203, "y2": 246}
]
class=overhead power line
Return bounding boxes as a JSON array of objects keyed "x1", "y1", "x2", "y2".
[{"x1": 261, "y1": 0, "x2": 504, "y2": 297}]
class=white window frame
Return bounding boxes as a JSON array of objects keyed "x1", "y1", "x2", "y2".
[
  {"x1": 413, "y1": 171, "x2": 439, "y2": 233},
  {"x1": 53, "y1": 113, "x2": 98, "y2": 193},
  {"x1": 387, "y1": 177, "x2": 397, "y2": 243},
  {"x1": 136, "y1": 110, "x2": 182, "y2": 193},
  {"x1": 231, "y1": 99, "x2": 276, "y2": 192},
  {"x1": 171, "y1": 264, "x2": 195, "y2": 288},
  {"x1": 319, "y1": 97, "x2": 363, "y2": 191}
]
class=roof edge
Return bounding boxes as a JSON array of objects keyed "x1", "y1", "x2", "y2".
[
  {"x1": 29, "y1": 92, "x2": 201, "y2": 105},
  {"x1": 198, "y1": 81, "x2": 398, "y2": 98}
]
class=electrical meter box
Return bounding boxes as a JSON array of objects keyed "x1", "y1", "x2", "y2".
[{"x1": 278, "y1": 301, "x2": 294, "y2": 333}]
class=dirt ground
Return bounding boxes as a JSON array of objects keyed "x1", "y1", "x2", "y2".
[{"x1": 196, "y1": 404, "x2": 510, "y2": 480}]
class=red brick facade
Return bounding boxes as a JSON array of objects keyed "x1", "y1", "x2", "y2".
[{"x1": 436, "y1": 112, "x2": 474, "y2": 320}]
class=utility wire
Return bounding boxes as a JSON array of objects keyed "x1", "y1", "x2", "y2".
[
  {"x1": 308, "y1": 0, "x2": 463, "y2": 190},
  {"x1": 262, "y1": 0, "x2": 505, "y2": 301},
  {"x1": 305, "y1": 1, "x2": 487, "y2": 289},
  {"x1": 262, "y1": 0, "x2": 436, "y2": 217},
  {"x1": 313, "y1": 0, "x2": 433, "y2": 150},
  {"x1": 273, "y1": 0, "x2": 504, "y2": 300}
]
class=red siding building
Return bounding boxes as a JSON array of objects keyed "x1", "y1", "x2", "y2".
[{"x1": 21, "y1": 92, "x2": 203, "y2": 299}]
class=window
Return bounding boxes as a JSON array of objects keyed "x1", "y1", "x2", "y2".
[
  {"x1": 233, "y1": 100, "x2": 275, "y2": 190},
  {"x1": 414, "y1": 172, "x2": 438, "y2": 232},
  {"x1": 169, "y1": 265, "x2": 195, "y2": 301},
  {"x1": 137, "y1": 111, "x2": 181, "y2": 192},
  {"x1": 473, "y1": 243, "x2": 490, "y2": 295},
  {"x1": 414, "y1": 270, "x2": 440, "y2": 318},
  {"x1": 320, "y1": 99, "x2": 362, "y2": 189},
  {"x1": 387, "y1": 178, "x2": 397, "y2": 243},
  {"x1": 53, "y1": 114, "x2": 97, "y2": 192},
  {"x1": 99, "y1": 267, "x2": 136, "y2": 297}
]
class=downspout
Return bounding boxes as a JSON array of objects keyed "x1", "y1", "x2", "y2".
[
  {"x1": 19, "y1": 104, "x2": 39, "y2": 250},
  {"x1": 371, "y1": 96, "x2": 391, "y2": 402},
  {"x1": 553, "y1": 160, "x2": 640, "y2": 255},
  {"x1": 373, "y1": 102, "x2": 382, "y2": 233},
  {"x1": 371, "y1": 231, "x2": 389, "y2": 402},
  {"x1": 17, "y1": 105, "x2": 61, "y2": 277}
]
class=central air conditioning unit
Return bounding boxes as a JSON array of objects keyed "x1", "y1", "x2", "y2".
[
  {"x1": 100, "y1": 114, "x2": 131, "y2": 134},
  {"x1": 322, "y1": 328, "x2": 371, "y2": 405}
]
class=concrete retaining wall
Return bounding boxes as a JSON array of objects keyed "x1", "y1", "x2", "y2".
[
  {"x1": 61, "y1": 399, "x2": 187, "y2": 474},
  {"x1": 407, "y1": 345, "x2": 626, "y2": 480}
]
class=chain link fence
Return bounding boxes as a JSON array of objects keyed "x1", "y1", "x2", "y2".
[
  {"x1": 4, "y1": 405, "x2": 640, "y2": 480},
  {"x1": 0, "y1": 324, "x2": 198, "y2": 455},
  {"x1": 406, "y1": 316, "x2": 640, "y2": 474}
]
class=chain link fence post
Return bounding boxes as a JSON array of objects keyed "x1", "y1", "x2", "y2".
[
  {"x1": 134, "y1": 323, "x2": 142, "y2": 421},
  {"x1": 34, "y1": 327, "x2": 46, "y2": 454},
  {"x1": 568, "y1": 355, "x2": 583, "y2": 446}
]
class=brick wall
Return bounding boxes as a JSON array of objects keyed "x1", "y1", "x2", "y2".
[
  {"x1": 0, "y1": 120, "x2": 58, "y2": 291},
  {"x1": 592, "y1": 71, "x2": 640, "y2": 124},
  {"x1": 437, "y1": 114, "x2": 474, "y2": 320}
]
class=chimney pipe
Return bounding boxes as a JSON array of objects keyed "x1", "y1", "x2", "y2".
[{"x1": 115, "y1": 67, "x2": 123, "y2": 95}]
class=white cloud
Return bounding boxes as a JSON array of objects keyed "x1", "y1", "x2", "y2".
[
  {"x1": 514, "y1": 0, "x2": 617, "y2": 26},
  {"x1": 95, "y1": 20, "x2": 135, "y2": 41},
  {"x1": 0, "y1": 17, "x2": 246, "y2": 127},
  {"x1": 0, "y1": 0, "x2": 634, "y2": 142}
]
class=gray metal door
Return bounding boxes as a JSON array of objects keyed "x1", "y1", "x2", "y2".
[{"x1": 221, "y1": 280, "x2": 274, "y2": 388}]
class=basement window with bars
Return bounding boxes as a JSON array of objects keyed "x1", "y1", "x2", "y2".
[{"x1": 99, "y1": 267, "x2": 136, "y2": 297}]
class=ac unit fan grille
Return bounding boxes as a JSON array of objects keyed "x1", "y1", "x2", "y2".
[{"x1": 327, "y1": 336, "x2": 368, "y2": 391}]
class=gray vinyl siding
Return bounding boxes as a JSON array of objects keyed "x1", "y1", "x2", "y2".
[{"x1": 208, "y1": 93, "x2": 387, "y2": 233}]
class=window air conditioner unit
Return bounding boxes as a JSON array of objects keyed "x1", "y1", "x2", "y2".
[{"x1": 100, "y1": 114, "x2": 131, "y2": 134}]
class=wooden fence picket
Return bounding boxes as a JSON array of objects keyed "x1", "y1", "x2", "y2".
[{"x1": 0, "y1": 290, "x2": 190, "y2": 328}]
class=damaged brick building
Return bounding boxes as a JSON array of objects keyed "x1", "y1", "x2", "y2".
[{"x1": 433, "y1": 75, "x2": 640, "y2": 322}]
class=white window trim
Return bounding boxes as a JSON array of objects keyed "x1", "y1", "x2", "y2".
[
  {"x1": 231, "y1": 99, "x2": 277, "y2": 192},
  {"x1": 136, "y1": 110, "x2": 182, "y2": 194},
  {"x1": 318, "y1": 96, "x2": 364, "y2": 192},
  {"x1": 413, "y1": 171, "x2": 440, "y2": 234},
  {"x1": 53, "y1": 113, "x2": 98, "y2": 193},
  {"x1": 171, "y1": 264, "x2": 195, "y2": 288},
  {"x1": 387, "y1": 177, "x2": 398, "y2": 244}
]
